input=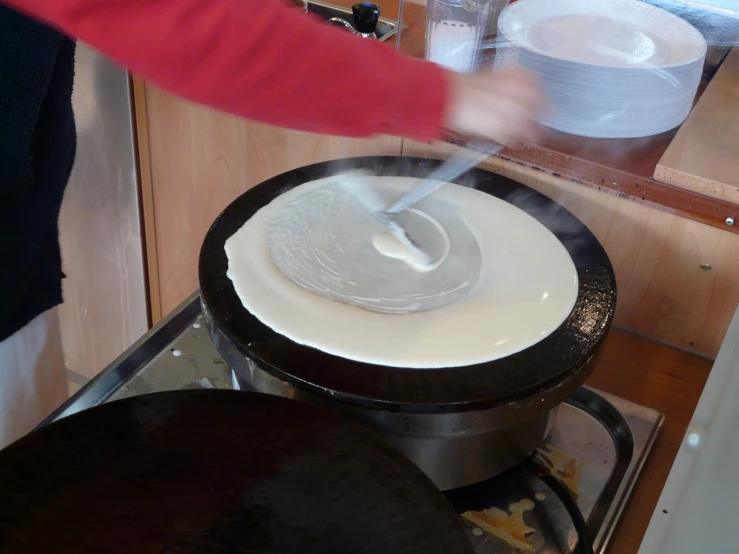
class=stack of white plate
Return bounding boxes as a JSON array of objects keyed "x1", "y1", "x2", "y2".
[{"x1": 494, "y1": 0, "x2": 708, "y2": 138}]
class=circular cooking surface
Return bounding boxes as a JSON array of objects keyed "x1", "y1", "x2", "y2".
[
  {"x1": 226, "y1": 174, "x2": 579, "y2": 368},
  {"x1": 0, "y1": 390, "x2": 473, "y2": 554},
  {"x1": 199, "y1": 157, "x2": 617, "y2": 412}
]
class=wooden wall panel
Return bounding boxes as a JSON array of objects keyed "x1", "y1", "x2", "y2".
[
  {"x1": 403, "y1": 140, "x2": 739, "y2": 358},
  {"x1": 143, "y1": 87, "x2": 403, "y2": 317},
  {"x1": 58, "y1": 46, "x2": 148, "y2": 378}
]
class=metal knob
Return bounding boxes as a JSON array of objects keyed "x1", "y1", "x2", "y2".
[
  {"x1": 352, "y1": 3, "x2": 381, "y2": 35},
  {"x1": 327, "y1": 2, "x2": 380, "y2": 38}
]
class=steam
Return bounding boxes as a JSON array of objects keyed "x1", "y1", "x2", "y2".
[
  {"x1": 300, "y1": 157, "x2": 590, "y2": 253},
  {"x1": 318, "y1": 152, "x2": 490, "y2": 209},
  {"x1": 504, "y1": 187, "x2": 593, "y2": 261}
]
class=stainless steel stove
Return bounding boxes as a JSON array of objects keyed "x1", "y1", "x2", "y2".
[{"x1": 45, "y1": 292, "x2": 663, "y2": 554}]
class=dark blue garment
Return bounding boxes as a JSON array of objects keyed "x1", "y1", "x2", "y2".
[{"x1": 0, "y1": 7, "x2": 76, "y2": 342}]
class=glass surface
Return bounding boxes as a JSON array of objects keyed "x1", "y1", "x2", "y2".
[
  {"x1": 639, "y1": 306, "x2": 739, "y2": 553},
  {"x1": 425, "y1": 0, "x2": 493, "y2": 72}
]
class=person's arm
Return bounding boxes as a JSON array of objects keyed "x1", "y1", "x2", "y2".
[{"x1": 4, "y1": 0, "x2": 448, "y2": 141}]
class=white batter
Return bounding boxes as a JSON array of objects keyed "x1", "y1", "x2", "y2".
[
  {"x1": 267, "y1": 176, "x2": 480, "y2": 314},
  {"x1": 225, "y1": 176, "x2": 579, "y2": 368}
]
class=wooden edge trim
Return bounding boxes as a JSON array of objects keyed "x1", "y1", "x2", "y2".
[
  {"x1": 130, "y1": 76, "x2": 163, "y2": 325},
  {"x1": 437, "y1": 135, "x2": 739, "y2": 234}
]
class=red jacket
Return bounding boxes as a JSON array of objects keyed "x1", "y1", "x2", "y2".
[{"x1": 4, "y1": 0, "x2": 448, "y2": 141}]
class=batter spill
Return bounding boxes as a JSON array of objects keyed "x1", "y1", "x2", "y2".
[
  {"x1": 536, "y1": 444, "x2": 583, "y2": 498},
  {"x1": 462, "y1": 498, "x2": 536, "y2": 552}
]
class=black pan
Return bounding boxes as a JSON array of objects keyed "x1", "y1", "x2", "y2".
[
  {"x1": 0, "y1": 390, "x2": 473, "y2": 554},
  {"x1": 199, "y1": 157, "x2": 616, "y2": 413}
]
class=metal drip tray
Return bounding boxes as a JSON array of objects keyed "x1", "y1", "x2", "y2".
[
  {"x1": 307, "y1": 0, "x2": 400, "y2": 42},
  {"x1": 44, "y1": 292, "x2": 663, "y2": 554}
]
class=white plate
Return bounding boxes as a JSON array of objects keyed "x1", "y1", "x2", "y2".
[
  {"x1": 498, "y1": 0, "x2": 706, "y2": 68},
  {"x1": 494, "y1": 0, "x2": 706, "y2": 138}
]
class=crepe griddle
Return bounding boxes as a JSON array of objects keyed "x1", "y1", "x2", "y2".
[
  {"x1": 0, "y1": 390, "x2": 472, "y2": 554},
  {"x1": 199, "y1": 157, "x2": 616, "y2": 413}
]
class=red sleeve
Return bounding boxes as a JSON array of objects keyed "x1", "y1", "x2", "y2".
[{"x1": 3, "y1": 0, "x2": 449, "y2": 141}]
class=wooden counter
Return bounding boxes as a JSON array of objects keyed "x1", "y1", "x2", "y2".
[{"x1": 587, "y1": 329, "x2": 712, "y2": 554}]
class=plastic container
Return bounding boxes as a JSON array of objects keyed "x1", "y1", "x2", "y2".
[{"x1": 425, "y1": 0, "x2": 493, "y2": 73}]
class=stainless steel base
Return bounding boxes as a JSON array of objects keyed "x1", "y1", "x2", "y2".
[
  {"x1": 385, "y1": 410, "x2": 557, "y2": 490},
  {"x1": 43, "y1": 292, "x2": 664, "y2": 554},
  {"x1": 247, "y1": 358, "x2": 558, "y2": 489}
]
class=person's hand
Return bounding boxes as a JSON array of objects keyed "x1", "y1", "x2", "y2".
[{"x1": 443, "y1": 68, "x2": 544, "y2": 146}]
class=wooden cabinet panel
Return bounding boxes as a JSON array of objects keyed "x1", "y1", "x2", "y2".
[
  {"x1": 142, "y1": 85, "x2": 403, "y2": 317},
  {"x1": 403, "y1": 139, "x2": 739, "y2": 358}
]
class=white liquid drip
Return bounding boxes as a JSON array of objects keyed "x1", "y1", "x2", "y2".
[{"x1": 371, "y1": 208, "x2": 451, "y2": 273}]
